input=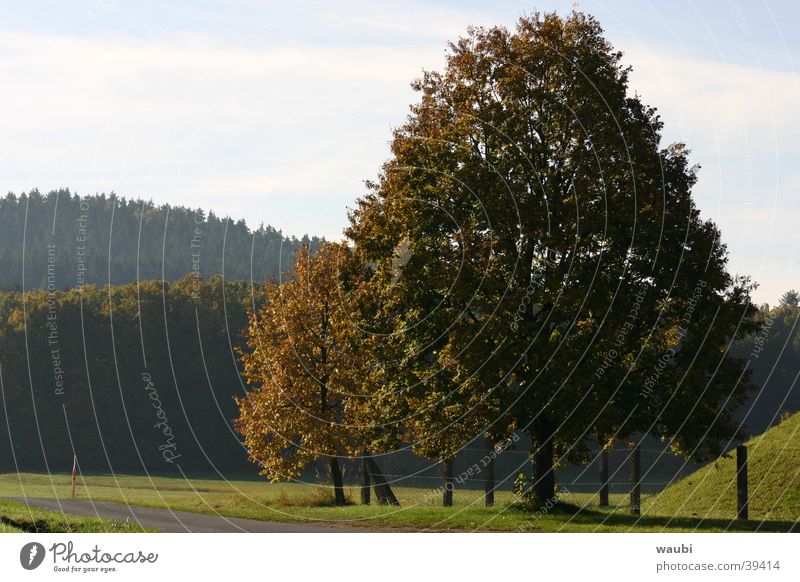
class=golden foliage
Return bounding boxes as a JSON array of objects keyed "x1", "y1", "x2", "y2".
[{"x1": 235, "y1": 243, "x2": 373, "y2": 480}]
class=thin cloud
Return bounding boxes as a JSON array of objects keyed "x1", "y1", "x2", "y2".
[{"x1": 0, "y1": 23, "x2": 796, "y2": 301}]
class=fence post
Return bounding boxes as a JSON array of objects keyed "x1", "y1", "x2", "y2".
[
  {"x1": 599, "y1": 449, "x2": 609, "y2": 507},
  {"x1": 71, "y1": 454, "x2": 77, "y2": 499},
  {"x1": 361, "y1": 452, "x2": 371, "y2": 505},
  {"x1": 736, "y1": 445, "x2": 748, "y2": 520},
  {"x1": 485, "y1": 438, "x2": 495, "y2": 507},
  {"x1": 629, "y1": 445, "x2": 640, "y2": 515},
  {"x1": 443, "y1": 458, "x2": 454, "y2": 507}
]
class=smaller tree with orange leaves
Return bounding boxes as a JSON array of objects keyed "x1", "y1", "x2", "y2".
[{"x1": 235, "y1": 242, "x2": 370, "y2": 505}]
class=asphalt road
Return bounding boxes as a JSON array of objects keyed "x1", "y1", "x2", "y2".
[{"x1": 10, "y1": 497, "x2": 366, "y2": 533}]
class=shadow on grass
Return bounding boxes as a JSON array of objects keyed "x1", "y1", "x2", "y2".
[
  {"x1": 510, "y1": 501, "x2": 798, "y2": 532},
  {"x1": 275, "y1": 489, "x2": 356, "y2": 508}
]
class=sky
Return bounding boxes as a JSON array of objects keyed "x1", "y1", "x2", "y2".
[{"x1": 0, "y1": 0, "x2": 797, "y2": 304}]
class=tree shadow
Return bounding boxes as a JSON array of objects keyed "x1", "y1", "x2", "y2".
[{"x1": 512, "y1": 501, "x2": 798, "y2": 532}]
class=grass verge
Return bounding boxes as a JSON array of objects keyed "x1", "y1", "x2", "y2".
[{"x1": 0, "y1": 498, "x2": 149, "y2": 533}]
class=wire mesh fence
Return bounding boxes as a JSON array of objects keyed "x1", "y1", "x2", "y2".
[
  {"x1": 311, "y1": 438, "x2": 798, "y2": 522},
  {"x1": 318, "y1": 439, "x2": 702, "y2": 508},
  {"x1": 333, "y1": 444, "x2": 696, "y2": 492}
]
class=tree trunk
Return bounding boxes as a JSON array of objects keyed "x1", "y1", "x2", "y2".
[
  {"x1": 442, "y1": 458, "x2": 454, "y2": 507},
  {"x1": 365, "y1": 456, "x2": 400, "y2": 506},
  {"x1": 599, "y1": 449, "x2": 609, "y2": 507},
  {"x1": 329, "y1": 456, "x2": 346, "y2": 505},
  {"x1": 531, "y1": 416, "x2": 556, "y2": 507}
]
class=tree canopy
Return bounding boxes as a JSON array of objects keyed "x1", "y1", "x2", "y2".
[
  {"x1": 346, "y1": 11, "x2": 758, "y2": 505},
  {"x1": 235, "y1": 243, "x2": 389, "y2": 504},
  {"x1": 779, "y1": 289, "x2": 799, "y2": 308}
]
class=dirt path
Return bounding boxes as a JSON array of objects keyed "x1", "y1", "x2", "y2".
[{"x1": 9, "y1": 497, "x2": 367, "y2": 533}]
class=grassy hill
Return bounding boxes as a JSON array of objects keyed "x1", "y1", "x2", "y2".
[{"x1": 647, "y1": 411, "x2": 800, "y2": 522}]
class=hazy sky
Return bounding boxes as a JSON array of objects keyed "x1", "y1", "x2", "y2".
[{"x1": 0, "y1": 1, "x2": 797, "y2": 304}]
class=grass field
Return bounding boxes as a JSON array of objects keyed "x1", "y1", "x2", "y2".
[
  {"x1": 3, "y1": 412, "x2": 799, "y2": 533},
  {"x1": 0, "y1": 471, "x2": 795, "y2": 532},
  {"x1": 0, "y1": 497, "x2": 149, "y2": 533},
  {"x1": 647, "y1": 412, "x2": 800, "y2": 522}
]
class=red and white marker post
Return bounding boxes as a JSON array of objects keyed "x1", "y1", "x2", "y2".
[{"x1": 71, "y1": 454, "x2": 77, "y2": 498}]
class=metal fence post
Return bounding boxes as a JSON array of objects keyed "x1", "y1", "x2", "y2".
[
  {"x1": 737, "y1": 445, "x2": 748, "y2": 520},
  {"x1": 629, "y1": 445, "x2": 641, "y2": 515},
  {"x1": 599, "y1": 449, "x2": 609, "y2": 507}
]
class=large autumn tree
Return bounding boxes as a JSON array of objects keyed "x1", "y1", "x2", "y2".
[{"x1": 347, "y1": 11, "x2": 758, "y2": 506}]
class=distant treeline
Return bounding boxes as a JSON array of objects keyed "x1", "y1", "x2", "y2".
[
  {"x1": 0, "y1": 189, "x2": 322, "y2": 291},
  {"x1": 0, "y1": 276, "x2": 259, "y2": 472},
  {"x1": 732, "y1": 306, "x2": 800, "y2": 434},
  {"x1": 0, "y1": 271, "x2": 798, "y2": 473}
]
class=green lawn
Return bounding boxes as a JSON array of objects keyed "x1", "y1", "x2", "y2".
[
  {"x1": 0, "y1": 519, "x2": 22, "y2": 533},
  {"x1": 0, "y1": 471, "x2": 795, "y2": 532},
  {"x1": 0, "y1": 497, "x2": 149, "y2": 533}
]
